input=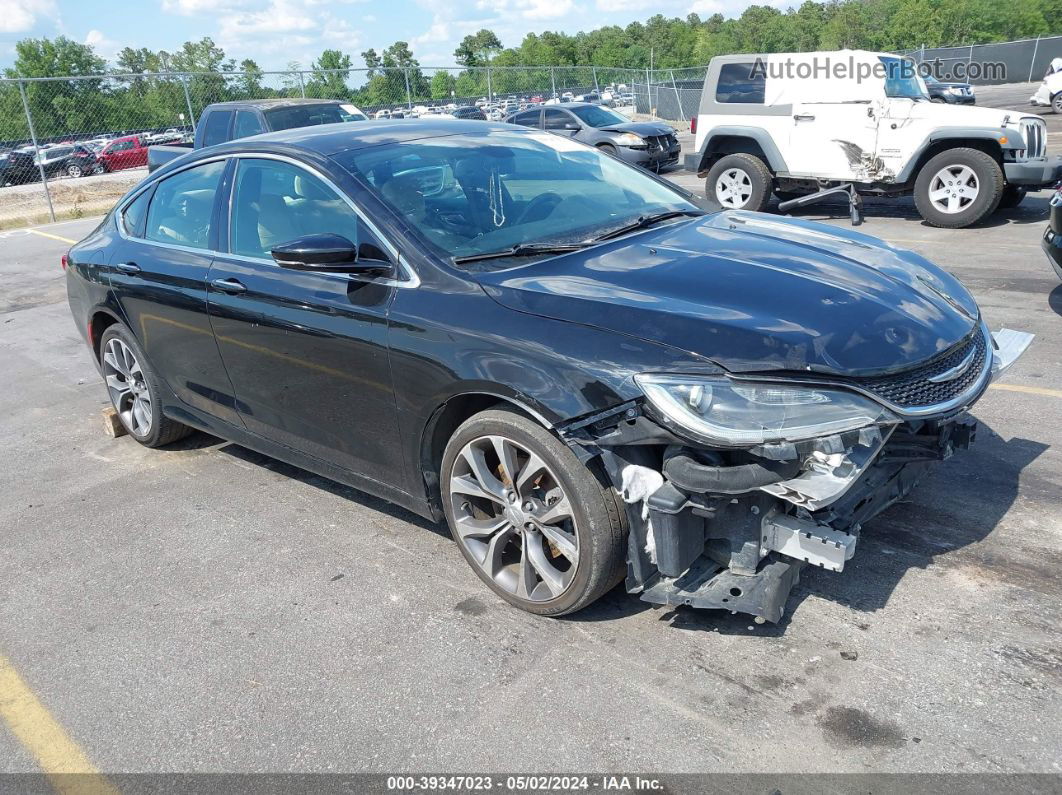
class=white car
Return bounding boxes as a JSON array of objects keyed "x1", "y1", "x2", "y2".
[
  {"x1": 1030, "y1": 58, "x2": 1062, "y2": 112},
  {"x1": 689, "y1": 49, "x2": 1061, "y2": 228}
]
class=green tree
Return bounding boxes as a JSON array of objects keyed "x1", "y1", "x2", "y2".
[
  {"x1": 454, "y1": 29, "x2": 503, "y2": 67},
  {"x1": 307, "y1": 49, "x2": 352, "y2": 99},
  {"x1": 430, "y1": 70, "x2": 457, "y2": 99}
]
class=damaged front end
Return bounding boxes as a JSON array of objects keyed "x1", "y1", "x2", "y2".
[{"x1": 560, "y1": 324, "x2": 1033, "y2": 623}]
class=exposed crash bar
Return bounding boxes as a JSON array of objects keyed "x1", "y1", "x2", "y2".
[
  {"x1": 991, "y1": 328, "x2": 1035, "y2": 380},
  {"x1": 761, "y1": 513, "x2": 858, "y2": 572}
]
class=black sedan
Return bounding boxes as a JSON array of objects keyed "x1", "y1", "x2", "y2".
[
  {"x1": 66, "y1": 120, "x2": 1032, "y2": 623},
  {"x1": 506, "y1": 102, "x2": 680, "y2": 171},
  {"x1": 924, "y1": 73, "x2": 976, "y2": 104}
]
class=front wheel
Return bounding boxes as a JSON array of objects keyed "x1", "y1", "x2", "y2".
[
  {"x1": 67, "y1": 164, "x2": 82, "y2": 178},
  {"x1": 441, "y1": 409, "x2": 626, "y2": 616},
  {"x1": 1053, "y1": 92, "x2": 1062, "y2": 114},
  {"x1": 91, "y1": 163, "x2": 105, "y2": 175},
  {"x1": 913, "y1": 148, "x2": 1003, "y2": 228},
  {"x1": 705, "y1": 153, "x2": 772, "y2": 212},
  {"x1": 98, "y1": 324, "x2": 193, "y2": 447}
]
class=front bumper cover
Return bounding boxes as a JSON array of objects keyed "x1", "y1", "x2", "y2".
[{"x1": 1004, "y1": 155, "x2": 1062, "y2": 188}]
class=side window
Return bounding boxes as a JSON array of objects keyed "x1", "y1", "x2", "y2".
[
  {"x1": 544, "y1": 109, "x2": 575, "y2": 130},
  {"x1": 144, "y1": 160, "x2": 225, "y2": 249},
  {"x1": 111, "y1": 140, "x2": 133, "y2": 152},
  {"x1": 121, "y1": 188, "x2": 152, "y2": 237},
  {"x1": 230, "y1": 159, "x2": 376, "y2": 261},
  {"x1": 233, "y1": 110, "x2": 264, "y2": 139},
  {"x1": 201, "y1": 110, "x2": 233, "y2": 147},
  {"x1": 512, "y1": 111, "x2": 540, "y2": 127},
  {"x1": 716, "y1": 62, "x2": 766, "y2": 104}
]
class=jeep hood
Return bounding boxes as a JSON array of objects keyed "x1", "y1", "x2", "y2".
[
  {"x1": 902, "y1": 99, "x2": 1035, "y2": 128},
  {"x1": 474, "y1": 211, "x2": 980, "y2": 376}
]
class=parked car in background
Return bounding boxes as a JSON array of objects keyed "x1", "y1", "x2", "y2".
[
  {"x1": 924, "y1": 74, "x2": 975, "y2": 105},
  {"x1": 506, "y1": 102, "x2": 680, "y2": 171},
  {"x1": 1031, "y1": 66, "x2": 1062, "y2": 113},
  {"x1": 94, "y1": 135, "x2": 149, "y2": 173},
  {"x1": 689, "y1": 50, "x2": 1060, "y2": 227},
  {"x1": 66, "y1": 119, "x2": 1032, "y2": 624},
  {"x1": 33, "y1": 145, "x2": 77, "y2": 177},
  {"x1": 65, "y1": 142, "x2": 106, "y2": 177},
  {"x1": 149, "y1": 99, "x2": 370, "y2": 172},
  {"x1": 1041, "y1": 184, "x2": 1062, "y2": 281},
  {"x1": 451, "y1": 105, "x2": 487, "y2": 120},
  {"x1": 0, "y1": 147, "x2": 37, "y2": 184}
]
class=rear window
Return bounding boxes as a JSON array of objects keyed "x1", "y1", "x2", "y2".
[
  {"x1": 716, "y1": 62, "x2": 766, "y2": 104},
  {"x1": 201, "y1": 110, "x2": 233, "y2": 147},
  {"x1": 263, "y1": 104, "x2": 347, "y2": 131}
]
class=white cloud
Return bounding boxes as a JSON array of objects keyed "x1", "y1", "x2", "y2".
[
  {"x1": 0, "y1": 0, "x2": 55, "y2": 33},
  {"x1": 687, "y1": 0, "x2": 723, "y2": 13},
  {"x1": 413, "y1": 17, "x2": 450, "y2": 46},
  {"x1": 219, "y1": 0, "x2": 316, "y2": 38},
  {"x1": 595, "y1": 0, "x2": 651, "y2": 10},
  {"x1": 363, "y1": 14, "x2": 377, "y2": 22},
  {"x1": 475, "y1": 0, "x2": 570, "y2": 20}
]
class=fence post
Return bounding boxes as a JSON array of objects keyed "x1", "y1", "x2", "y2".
[
  {"x1": 592, "y1": 66, "x2": 598, "y2": 93},
  {"x1": 670, "y1": 70, "x2": 682, "y2": 122},
  {"x1": 646, "y1": 67, "x2": 653, "y2": 119},
  {"x1": 485, "y1": 63, "x2": 492, "y2": 103},
  {"x1": 1029, "y1": 34, "x2": 1042, "y2": 82},
  {"x1": 297, "y1": 71, "x2": 306, "y2": 98},
  {"x1": 180, "y1": 74, "x2": 197, "y2": 131},
  {"x1": 404, "y1": 68, "x2": 412, "y2": 108},
  {"x1": 17, "y1": 79, "x2": 55, "y2": 224},
  {"x1": 550, "y1": 67, "x2": 556, "y2": 99}
]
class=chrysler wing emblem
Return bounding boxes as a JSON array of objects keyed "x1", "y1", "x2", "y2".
[{"x1": 926, "y1": 348, "x2": 976, "y2": 383}]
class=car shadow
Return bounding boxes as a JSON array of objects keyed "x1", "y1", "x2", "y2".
[
  {"x1": 165, "y1": 419, "x2": 1044, "y2": 636},
  {"x1": 778, "y1": 192, "x2": 1051, "y2": 228}
]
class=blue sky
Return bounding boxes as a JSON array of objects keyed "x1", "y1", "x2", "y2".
[{"x1": 0, "y1": 0, "x2": 749, "y2": 72}]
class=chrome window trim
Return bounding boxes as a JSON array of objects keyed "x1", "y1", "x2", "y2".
[
  {"x1": 729, "y1": 323, "x2": 994, "y2": 419},
  {"x1": 113, "y1": 151, "x2": 419, "y2": 289}
]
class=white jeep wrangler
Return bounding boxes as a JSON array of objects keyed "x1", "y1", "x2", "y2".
[{"x1": 688, "y1": 50, "x2": 1062, "y2": 228}]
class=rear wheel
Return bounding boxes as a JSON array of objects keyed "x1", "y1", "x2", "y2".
[
  {"x1": 913, "y1": 148, "x2": 1003, "y2": 228},
  {"x1": 1053, "y1": 92, "x2": 1062, "y2": 114},
  {"x1": 441, "y1": 409, "x2": 626, "y2": 616},
  {"x1": 98, "y1": 324, "x2": 193, "y2": 448},
  {"x1": 66, "y1": 164, "x2": 82, "y2": 178},
  {"x1": 705, "y1": 153, "x2": 772, "y2": 212}
]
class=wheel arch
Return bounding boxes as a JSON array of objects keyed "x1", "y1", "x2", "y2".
[
  {"x1": 418, "y1": 390, "x2": 556, "y2": 517},
  {"x1": 897, "y1": 135, "x2": 1008, "y2": 185},
  {"x1": 695, "y1": 127, "x2": 787, "y2": 176},
  {"x1": 87, "y1": 307, "x2": 124, "y2": 363}
]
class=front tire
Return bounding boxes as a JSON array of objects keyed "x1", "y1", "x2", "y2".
[
  {"x1": 705, "y1": 153, "x2": 772, "y2": 212},
  {"x1": 67, "y1": 164, "x2": 82, "y2": 178},
  {"x1": 1052, "y1": 92, "x2": 1062, "y2": 114},
  {"x1": 440, "y1": 409, "x2": 626, "y2": 616},
  {"x1": 913, "y1": 148, "x2": 1003, "y2": 228},
  {"x1": 98, "y1": 324, "x2": 193, "y2": 448}
]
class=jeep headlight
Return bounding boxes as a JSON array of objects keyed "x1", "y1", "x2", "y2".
[
  {"x1": 615, "y1": 133, "x2": 645, "y2": 146},
  {"x1": 635, "y1": 374, "x2": 898, "y2": 446}
]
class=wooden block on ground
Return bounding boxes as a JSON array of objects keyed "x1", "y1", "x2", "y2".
[{"x1": 102, "y1": 406, "x2": 127, "y2": 438}]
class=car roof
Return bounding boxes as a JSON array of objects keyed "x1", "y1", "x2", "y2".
[
  {"x1": 205, "y1": 98, "x2": 345, "y2": 111},
  {"x1": 202, "y1": 119, "x2": 517, "y2": 157}
]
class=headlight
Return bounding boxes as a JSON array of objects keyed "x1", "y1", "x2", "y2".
[
  {"x1": 946, "y1": 87, "x2": 962, "y2": 94},
  {"x1": 615, "y1": 133, "x2": 645, "y2": 146},
  {"x1": 635, "y1": 374, "x2": 898, "y2": 446}
]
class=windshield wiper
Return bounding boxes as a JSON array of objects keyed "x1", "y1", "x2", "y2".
[
  {"x1": 452, "y1": 242, "x2": 589, "y2": 265},
  {"x1": 590, "y1": 210, "x2": 704, "y2": 242}
]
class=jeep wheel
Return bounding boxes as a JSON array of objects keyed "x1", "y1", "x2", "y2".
[
  {"x1": 1053, "y1": 93, "x2": 1062, "y2": 114},
  {"x1": 998, "y1": 184, "x2": 1026, "y2": 209},
  {"x1": 913, "y1": 148, "x2": 1003, "y2": 228},
  {"x1": 705, "y1": 153, "x2": 772, "y2": 212}
]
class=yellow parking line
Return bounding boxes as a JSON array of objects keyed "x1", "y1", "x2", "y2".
[
  {"x1": 989, "y1": 382, "x2": 1062, "y2": 399},
  {"x1": 0, "y1": 653, "x2": 117, "y2": 795},
  {"x1": 27, "y1": 229, "x2": 77, "y2": 245}
]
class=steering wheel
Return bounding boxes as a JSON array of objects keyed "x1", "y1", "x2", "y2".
[{"x1": 514, "y1": 192, "x2": 563, "y2": 226}]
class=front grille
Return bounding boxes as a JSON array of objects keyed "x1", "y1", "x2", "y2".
[
  {"x1": 1020, "y1": 118, "x2": 1047, "y2": 159},
  {"x1": 647, "y1": 134, "x2": 678, "y2": 152},
  {"x1": 852, "y1": 328, "x2": 988, "y2": 410}
]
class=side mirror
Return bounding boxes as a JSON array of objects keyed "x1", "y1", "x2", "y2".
[{"x1": 271, "y1": 233, "x2": 393, "y2": 275}]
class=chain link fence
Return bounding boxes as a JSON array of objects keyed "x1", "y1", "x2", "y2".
[
  {"x1": 3, "y1": 34, "x2": 1060, "y2": 229},
  {"x1": 899, "y1": 34, "x2": 1062, "y2": 84}
]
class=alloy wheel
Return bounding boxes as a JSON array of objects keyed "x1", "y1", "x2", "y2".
[
  {"x1": 68, "y1": 165, "x2": 82, "y2": 178},
  {"x1": 449, "y1": 434, "x2": 578, "y2": 602},
  {"x1": 102, "y1": 337, "x2": 153, "y2": 437},
  {"x1": 927, "y1": 165, "x2": 980, "y2": 214},
  {"x1": 715, "y1": 167, "x2": 753, "y2": 208},
  {"x1": 91, "y1": 164, "x2": 105, "y2": 175}
]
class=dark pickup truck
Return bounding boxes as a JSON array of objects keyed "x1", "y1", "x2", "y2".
[{"x1": 147, "y1": 98, "x2": 369, "y2": 172}]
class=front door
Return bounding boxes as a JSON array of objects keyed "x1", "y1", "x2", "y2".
[
  {"x1": 108, "y1": 158, "x2": 243, "y2": 427},
  {"x1": 786, "y1": 102, "x2": 881, "y2": 180},
  {"x1": 206, "y1": 156, "x2": 404, "y2": 486}
]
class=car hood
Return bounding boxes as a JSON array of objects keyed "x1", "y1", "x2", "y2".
[
  {"x1": 599, "y1": 121, "x2": 674, "y2": 137},
  {"x1": 474, "y1": 211, "x2": 980, "y2": 376},
  {"x1": 903, "y1": 101, "x2": 1029, "y2": 128}
]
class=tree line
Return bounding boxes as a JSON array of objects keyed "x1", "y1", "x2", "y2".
[{"x1": 2, "y1": 0, "x2": 1059, "y2": 142}]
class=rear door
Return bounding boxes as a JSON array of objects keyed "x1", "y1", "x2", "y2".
[
  {"x1": 108, "y1": 158, "x2": 243, "y2": 427},
  {"x1": 205, "y1": 155, "x2": 405, "y2": 485}
]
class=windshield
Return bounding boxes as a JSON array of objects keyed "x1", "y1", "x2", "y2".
[
  {"x1": 264, "y1": 104, "x2": 350, "y2": 131},
  {"x1": 336, "y1": 129, "x2": 699, "y2": 266},
  {"x1": 879, "y1": 57, "x2": 927, "y2": 99},
  {"x1": 569, "y1": 105, "x2": 629, "y2": 128}
]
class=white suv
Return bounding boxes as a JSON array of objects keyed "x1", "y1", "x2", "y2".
[{"x1": 688, "y1": 50, "x2": 1061, "y2": 228}]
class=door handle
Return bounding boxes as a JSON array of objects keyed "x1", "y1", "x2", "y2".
[
  {"x1": 114, "y1": 262, "x2": 141, "y2": 275},
  {"x1": 793, "y1": 113, "x2": 816, "y2": 121},
  {"x1": 211, "y1": 278, "x2": 247, "y2": 294}
]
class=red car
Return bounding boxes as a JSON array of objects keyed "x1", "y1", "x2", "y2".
[{"x1": 95, "y1": 135, "x2": 148, "y2": 172}]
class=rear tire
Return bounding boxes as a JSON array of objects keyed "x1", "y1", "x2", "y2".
[
  {"x1": 1053, "y1": 93, "x2": 1062, "y2": 114},
  {"x1": 98, "y1": 324, "x2": 193, "y2": 448},
  {"x1": 913, "y1": 148, "x2": 1003, "y2": 228},
  {"x1": 440, "y1": 408, "x2": 626, "y2": 617},
  {"x1": 997, "y1": 184, "x2": 1026, "y2": 209},
  {"x1": 705, "y1": 153, "x2": 772, "y2": 212}
]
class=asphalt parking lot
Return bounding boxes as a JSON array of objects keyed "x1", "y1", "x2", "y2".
[{"x1": 2, "y1": 117, "x2": 1062, "y2": 778}]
